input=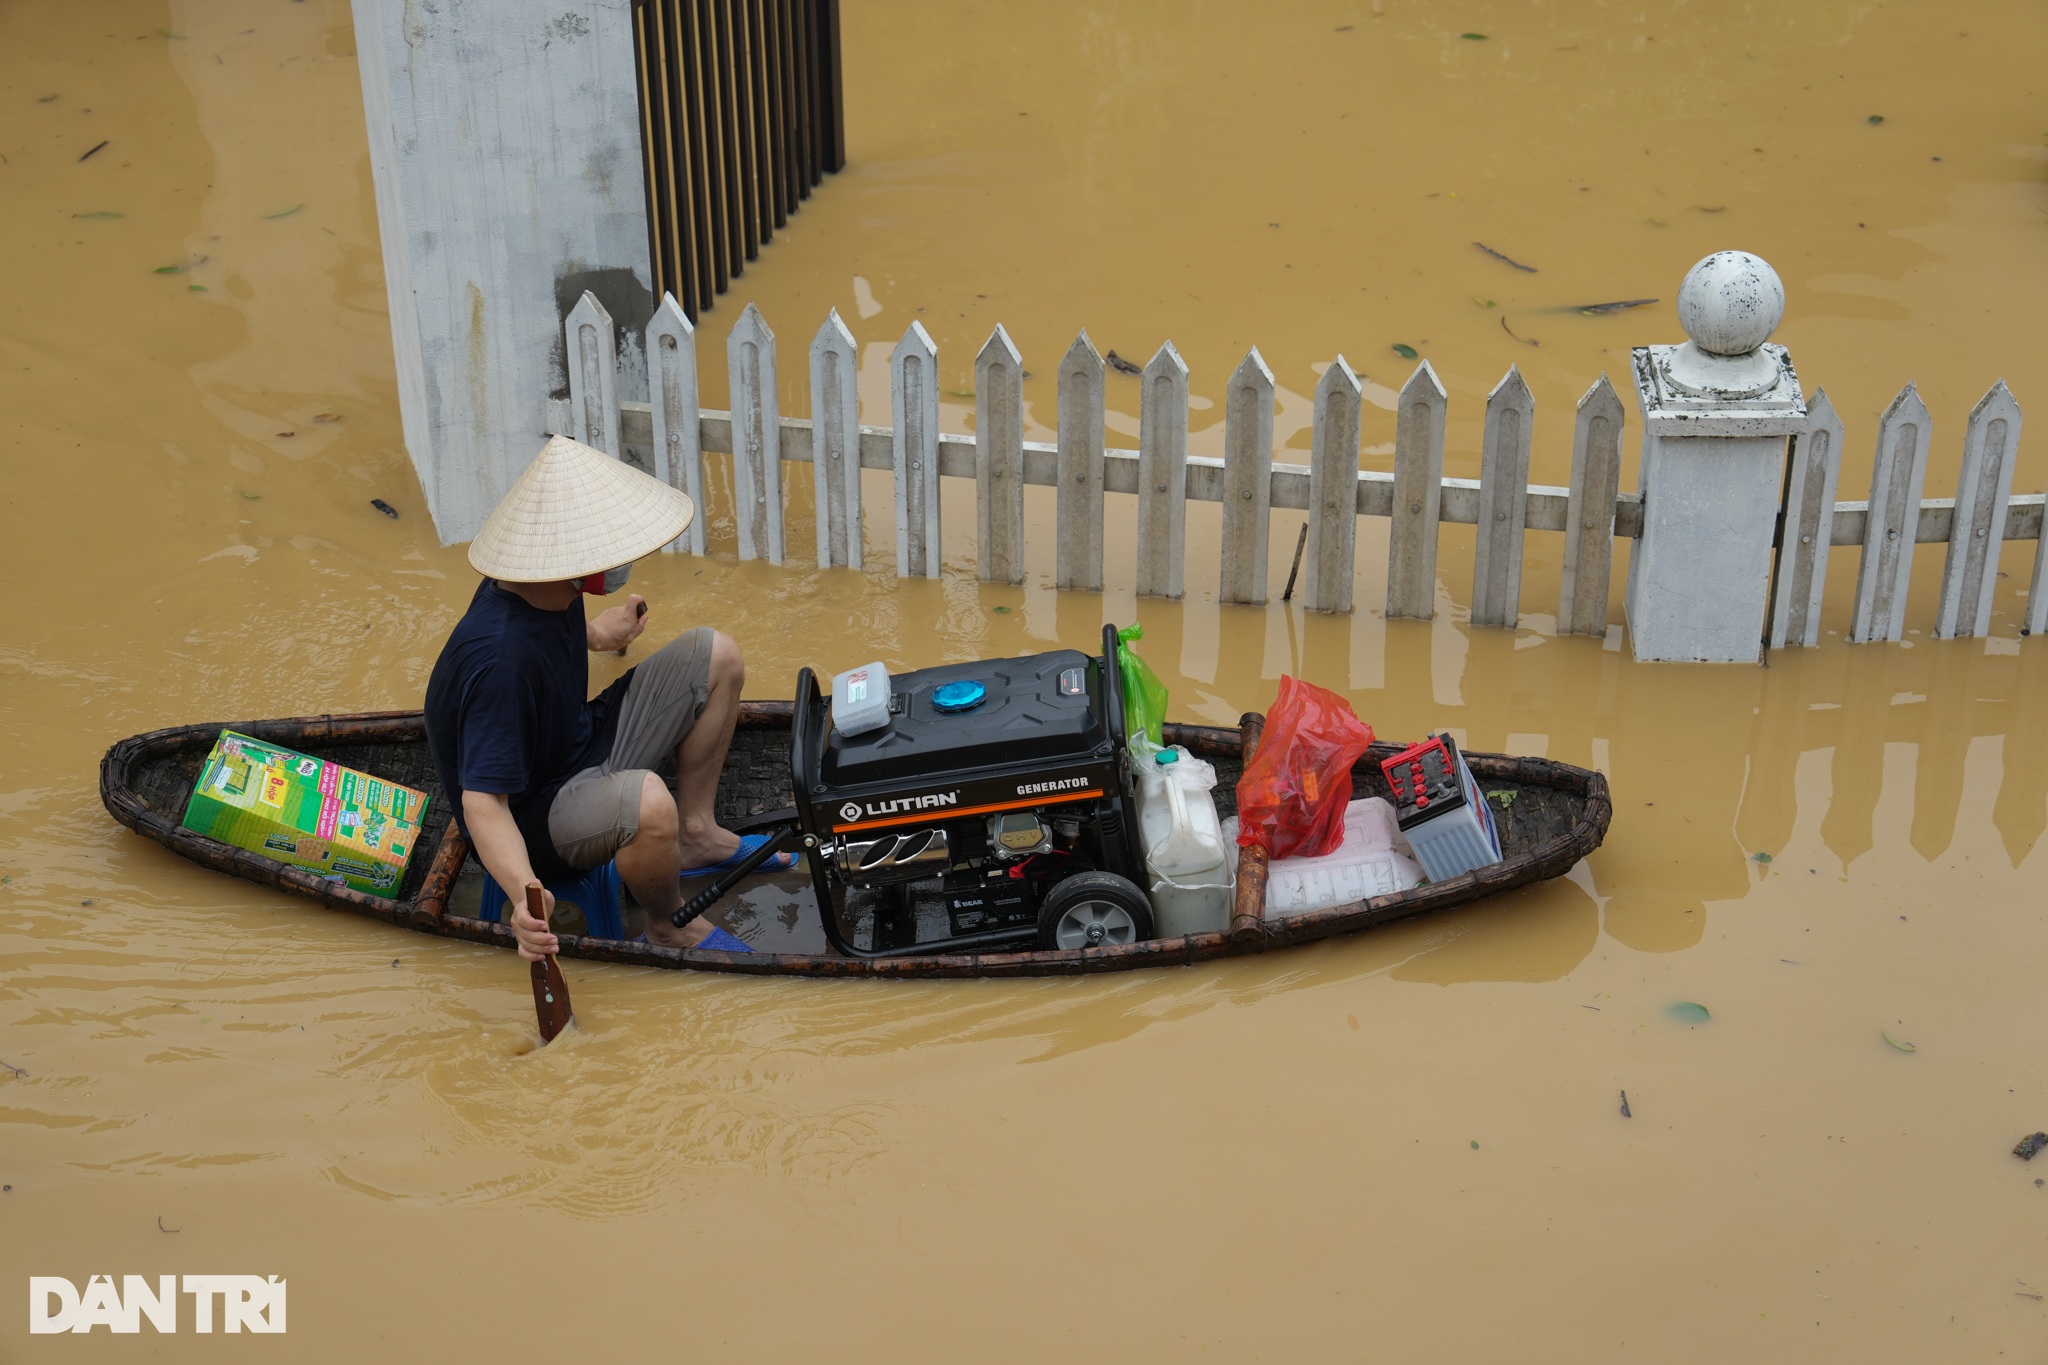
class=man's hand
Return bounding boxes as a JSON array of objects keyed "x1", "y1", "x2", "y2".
[
  {"x1": 510, "y1": 885, "x2": 559, "y2": 962},
  {"x1": 461, "y1": 790, "x2": 557, "y2": 961},
  {"x1": 587, "y1": 594, "x2": 649, "y2": 652}
]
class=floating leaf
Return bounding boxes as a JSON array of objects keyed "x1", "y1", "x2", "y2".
[
  {"x1": 1867, "y1": 114, "x2": 1884, "y2": 125},
  {"x1": 1882, "y1": 1030, "x2": 1916, "y2": 1053},
  {"x1": 1460, "y1": 32, "x2": 1488, "y2": 39},
  {"x1": 261, "y1": 203, "x2": 305, "y2": 220},
  {"x1": 1752, "y1": 850, "x2": 1773, "y2": 864},
  {"x1": 1392, "y1": 343, "x2": 1419, "y2": 359},
  {"x1": 239, "y1": 489, "x2": 261, "y2": 500},
  {"x1": 157, "y1": 28, "x2": 187, "y2": 39},
  {"x1": 1473, "y1": 241, "x2": 1539, "y2": 272},
  {"x1": 1470, "y1": 1140, "x2": 1479, "y2": 1149},
  {"x1": 187, "y1": 284, "x2": 207, "y2": 292},
  {"x1": 1644, "y1": 216, "x2": 1668, "y2": 227},
  {"x1": 1574, "y1": 298, "x2": 1658, "y2": 316},
  {"x1": 1474, "y1": 296, "x2": 1496, "y2": 309},
  {"x1": 947, "y1": 389, "x2": 975, "y2": 399},
  {"x1": 1486, "y1": 789, "x2": 1517, "y2": 808},
  {"x1": 991, "y1": 605, "x2": 1011, "y2": 614},
  {"x1": 1667, "y1": 1000, "x2": 1711, "y2": 1025},
  {"x1": 72, "y1": 210, "x2": 122, "y2": 220},
  {"x1": 154, "y1": 263, "x2": 189, "y2": 274}
]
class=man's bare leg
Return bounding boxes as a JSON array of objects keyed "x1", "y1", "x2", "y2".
[
  {"x1": 622, "y1": 773, "x2": 717, "y2": 948},
  {"x1": 672, "y1": 630, "x2": 744, "y2": 868}
]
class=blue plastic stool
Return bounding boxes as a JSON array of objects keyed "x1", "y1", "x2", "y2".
[{"x1": 477, "y1": 862, "x2": 624, "y2": 940}]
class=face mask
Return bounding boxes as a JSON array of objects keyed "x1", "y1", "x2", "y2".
[{"x1": 578, "y1": 563, "x2": 632, "y2": 596}]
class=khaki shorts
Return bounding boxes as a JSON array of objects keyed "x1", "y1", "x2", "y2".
[{"x1": 547, "y1": 627, "x2": 714, "y2": 870}]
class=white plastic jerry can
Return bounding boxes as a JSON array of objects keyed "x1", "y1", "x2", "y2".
[{"x1": 1135, "y1": 747, "x2": 1233, "y2": 936}]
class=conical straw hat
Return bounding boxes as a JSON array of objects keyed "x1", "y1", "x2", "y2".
[{"x1": 468, "y1": 435, "x2": 695, "y2": 582}]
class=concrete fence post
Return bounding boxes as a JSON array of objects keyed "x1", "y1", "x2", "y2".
[
  {"x1": 1624, "y1": 251, "x2": 1807, "y2": 663},
  {"x1": 354, "y1": 0, "x2": 654, "y2": 544}
]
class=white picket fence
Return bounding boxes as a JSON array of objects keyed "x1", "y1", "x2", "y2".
[{"x1": 555, "y1": 290, "x2": 2046, "y2": 647}]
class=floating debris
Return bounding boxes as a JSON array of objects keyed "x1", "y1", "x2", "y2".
[
  {"x1": 311, "y1": 411, "x2": 342, "y2": 423},
  {"x1": 370, "y1": 498, "x2": 400, "y2": 519},
  {"x1": 1867, "y1": 114, "x2": 1885, "y2": 125},
  {"x1": 2015, "y1": 1132, "x2": 2048, "y2": 1161},
  {"x1": 1619, "y1": 1090, "x2": 1632, "y2": 1118},
  {"x1": 0, "y1": 1059, "x2": 26, "y2": 1079},
  {"x1": 1575, "y1": 298, "x2": 1659, "y2": 316},
  {"x1": 1391, "y1": 343, "x2": 1419, "y2": 360},
  {"x1": 261, "y1": 203, "x2": 305, "y2": 220},
  {"x1": 1474, "y1": 295, "x2": 1496, "y2": 309},
  {"x1": 158, "y1": 1215, "x2": 180, "y2": 1233},
  {"x1": 1473, "y1": 241, "x2": 1538, "y2": 272},
  {"x1": 1460, "y1": 32, "x2": 1488, "y2": 40},
  {"x1": 72, "y1": 210, "x2": 122, "y2": 220},
  {"x1": 1752, "y1": 850, "x2": 1774, "y2": 864},
  {"x1": 77, "y1": 140, "x2": 109, "y2": 163},
  {"x1": 1105, "y1": 350, "x2": 1142, "y2": 376},
  {"x1": 1487, "y1": 789, "x2": 1517, "y2": 808},
  {"x1": 1500, "y1": 316, "x2": 1540, "y2": 347}
]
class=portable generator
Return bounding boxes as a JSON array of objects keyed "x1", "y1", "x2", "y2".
[{"x1": 781, "y1": 624, "x2": 1155, "y2": 957}]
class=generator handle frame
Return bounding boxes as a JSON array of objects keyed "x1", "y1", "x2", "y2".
[{"x1": 1097, "y1": 624, "x2": 1149, "y2": 883}]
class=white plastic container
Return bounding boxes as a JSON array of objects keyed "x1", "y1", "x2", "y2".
[
  {"x1": 1258, "y1": 797, "x2": 1425, "y2": 917},
  {"x1": 830, "y1": 661, "x2": 892, "y2": 737},
  {"x1": 1135, "y1": 747, "x2": 1232, "y2": 936}
]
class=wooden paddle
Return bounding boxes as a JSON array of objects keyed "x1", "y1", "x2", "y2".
[{"x1": 526, "y1": 882, "x2": 572, "y2": 1042}]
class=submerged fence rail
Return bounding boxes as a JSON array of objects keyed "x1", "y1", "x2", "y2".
[{"x1": 555, "y1": 288, "x2": 2045, "y2": 652}]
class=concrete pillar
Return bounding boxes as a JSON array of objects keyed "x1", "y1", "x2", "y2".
[
  {"x1": 1625, "y1": 251, "x2": 1807, "y2": 663},
  {"x1": 354, "y1": 0, "x2": 654, "y2": 545}
]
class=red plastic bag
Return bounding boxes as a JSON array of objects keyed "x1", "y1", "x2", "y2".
[{"x1": 1234, "y1": 676, "x2": 1375, "y2": 860}]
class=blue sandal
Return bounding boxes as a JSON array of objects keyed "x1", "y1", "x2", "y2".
[
  {"x1": 633, "y1": 927, "x2": 755, "y2": 953},
  {"x1": 678, "y1": 833, "x2": 798, "y2": 878}
]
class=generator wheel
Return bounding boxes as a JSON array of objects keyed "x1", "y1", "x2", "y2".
[{"x1": 1038, "y1": 871, "x2": 1153, "y2": 950}]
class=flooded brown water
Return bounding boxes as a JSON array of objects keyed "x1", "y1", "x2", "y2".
[{"x1": 4, "y1": 0, "x2": 2047, "y2": 1359}]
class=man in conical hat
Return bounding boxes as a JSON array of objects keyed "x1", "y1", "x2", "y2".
[{"x1": 424, "y1": 435, "x2": 787, "y2": 958}]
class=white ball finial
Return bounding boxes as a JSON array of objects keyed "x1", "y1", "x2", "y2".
[{"x1": 1676, "y1": 251, "x2": 1784, "y2": 356}]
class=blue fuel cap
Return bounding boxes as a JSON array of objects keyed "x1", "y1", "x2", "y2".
[{"x1": 931, "y1": 679, "x2": 987, "y2": 713}]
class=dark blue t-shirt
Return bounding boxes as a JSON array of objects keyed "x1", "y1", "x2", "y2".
[{"x1": 424, "y1": 580, "x2": 628, "y2": 881}]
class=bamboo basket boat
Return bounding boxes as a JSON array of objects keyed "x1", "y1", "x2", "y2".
[{"x1": 99, "y1": 705, "x2": 1611, "y2": 978}]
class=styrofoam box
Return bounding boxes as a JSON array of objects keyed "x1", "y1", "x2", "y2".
[{"x1": 1224, "y1": 798, "x2": 1426, "y2": 917}]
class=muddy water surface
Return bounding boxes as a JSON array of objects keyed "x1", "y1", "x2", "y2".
[{"x1": 3, "y1": 1, "x2": 2047, "y2": 1360}]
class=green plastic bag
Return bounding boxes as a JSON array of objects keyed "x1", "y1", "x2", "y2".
[{"x1": 1116, "y1": 623, "x2": 1168, "y2": 747}]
